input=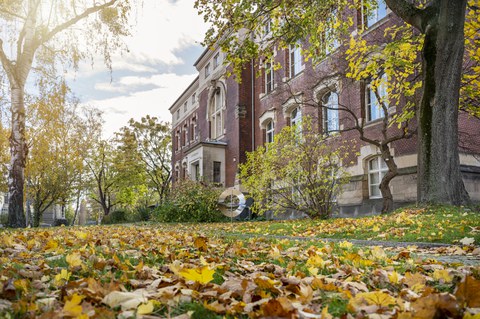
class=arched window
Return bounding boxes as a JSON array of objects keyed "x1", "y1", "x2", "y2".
[
  {"x1": 209, "y1": 86, "x2": 224, "y2": 139},
  {"x1": 291, "y1": 107, "x2": 302, "y2": 127},
  {"x1": 368, "y1": 156, "x2": 388, "y2": 198},
  {"x1": 322, "y1": 91, "x2": 339, "y2": 134},
  {"x1": 266, "y1": 120, "x2": 275, "y2": 144}
]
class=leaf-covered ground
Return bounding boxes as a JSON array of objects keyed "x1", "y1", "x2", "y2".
[
  {"x1": 0, "y1": 208, "x2": 479, "y2": 318},
  {"x1": 183, "y1": 206, "x2": 480, "y2": 245}
]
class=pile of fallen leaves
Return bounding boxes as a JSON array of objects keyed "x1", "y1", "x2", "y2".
[{"x1": 0, "y1": 223, "x2": 479, "y2": 318}]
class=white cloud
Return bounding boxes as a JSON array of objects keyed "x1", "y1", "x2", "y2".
[
  {"x1": 86, "y1": 73, "x2": 197, "y2": 138},
  {"x1": 69, "y1": 0, "x2": 209, "y2": 137}
]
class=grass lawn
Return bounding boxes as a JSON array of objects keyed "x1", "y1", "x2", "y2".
[
  {"x1": 0, "y1": 206, "x2": 478, "y2": 318},
  {"x1": 167, "y1": 205, "x2": 480, "y2": 245}
]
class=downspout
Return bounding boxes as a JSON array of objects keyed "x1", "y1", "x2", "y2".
[{"x1": 251, "y1": 58, "x2": 255, "y2": 152}]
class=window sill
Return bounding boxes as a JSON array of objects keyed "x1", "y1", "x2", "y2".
[{"x1": 282, "y1": 69, "x2": 304, "y2": 83}]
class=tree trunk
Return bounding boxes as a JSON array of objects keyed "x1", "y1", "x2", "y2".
[
  {"x1": 379, "y1": 146, "x2": 398, "y2": 214},
  {"x1": 7, "y1": 86, "x2": 27, "y2": 228},
  {"x1": 417, "y1": 0, "x2": 470, "y2": 204}
]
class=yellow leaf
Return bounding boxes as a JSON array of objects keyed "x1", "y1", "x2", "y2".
[
  {"x1": 137, "y1": 300, "x2": 154, "y2": 315},
  {"x1": 348, "y1": 291, "x2": 396, "y2": 311},
  {"x1": 388, "y1": 271, "x2": 400, "y2": 284},
  {"x1": 75, "y1": 231, "x2": 88, "y2": 240},
  {"x1": 66, "y1": 253, "x2": 83, "y2": 268},
  {"x1": 179, "y1": 266, "x2": 215, "y2": 284},
  {"x1": 55, "y1": 269, "x2": 71, "y2": 285},
  {"x1": 63, "y1": 293, "x2": 84, "y2": 317},
  {"x1": 45, "y1": 240, "x2": 59, "y2": 251},
  {"x1": 433, "y1": 269, "x2": 452, "y2": 283}
]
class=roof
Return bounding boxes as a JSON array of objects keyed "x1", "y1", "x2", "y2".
[{"x1": 168, "y1": 76, "x2": 199, "y2": 111}]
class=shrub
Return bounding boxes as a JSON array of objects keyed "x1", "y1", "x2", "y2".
[
  {"x1": 153, "y1": 180, "x2": 224, "y2": 223},
  {"x1": 239, "y1": 118, "x2": 353, "y2": 219},
  {"x1": 102, "y1": 209, "x2": 129, "y2": 224},
  {"x1": 53, "y1": 218, "x2": 68, "y2": 226}
]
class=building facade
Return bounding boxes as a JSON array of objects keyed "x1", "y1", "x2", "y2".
[{"x1": 170, "y1": 1, "x2": 480, "y2": 215}]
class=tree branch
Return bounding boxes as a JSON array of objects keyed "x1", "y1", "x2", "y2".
[
  {"x1": 384, "y1": 0, "x2": 428, "y2": 32},
  {"x1": 39, "y1": 0, "x2": 117, "y2": 47}
]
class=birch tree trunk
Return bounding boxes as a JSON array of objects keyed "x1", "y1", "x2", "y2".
[{"x1": 7, "y1": 85, "x2": 27, "y2": 228}]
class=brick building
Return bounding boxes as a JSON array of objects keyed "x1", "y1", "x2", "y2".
[{"x1": 170, "y1": 1, "x2": 480, "y2": 215}]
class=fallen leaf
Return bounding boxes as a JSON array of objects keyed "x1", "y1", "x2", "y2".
[{"x1": 179, "y1": 266, "x2": 215, "y2": 284}]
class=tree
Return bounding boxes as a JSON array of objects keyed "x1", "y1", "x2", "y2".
[
  {"x1": 26, "y1": 82, "x2": 103, "y2": 226},
  {"x1": 117, "y1": 116, "x2": 172, "y2": 205},
  {"x1": 86, "y1": 140, "x2": 120, "y2": 218},
  {"x1": 0, "y1": 0, "x2": 132, "y2": 228},
  {"x1": 239, "y1": 119, "x2": 352, "y2": 219},
  {"x1": 195, "y1": 0, "x2": 478, "y2": 206}
]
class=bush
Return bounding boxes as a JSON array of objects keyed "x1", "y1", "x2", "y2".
[
  {"x1": 53, "y1": 218, "x2": 68, "y2": 226},
  {"x1": 102, "y1": 209, "x2": 129, "y2": 224},
  {"x1": 153, "y1": 180, "x2": 225, "y2": 223},
  {"x1": 0, "y1": 213, "x2": 7, "y2": 226},
  {"x1": 129, "y1": 206, "x2": 152, "y2": 222}
]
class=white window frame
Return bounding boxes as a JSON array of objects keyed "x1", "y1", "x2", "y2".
[
  {"x1": 322, "y1": 91, "x2": 339, "y2": 134},
  {"x1": 368, "y1": 156, "x2": 388, "y2": 198},
  {"x1": 266, "y1": 120, "x2": 275, "y2": 144},
  {"x1": 366, "y1": 73, "x2": 387, "y2": 122},
  {"x1": 191, "y1": 93, "x2": 196, "y2": 105},
  {"x1": 289, "y1": 43, "x2": 303, "y2": 78},
  {"x1": 362, "y1": 0, "x2": 388, "y2": 28},
  {"x1": 183, "y1": 101, "x2": 188, "y2": 113},
  {"x1": 205, "y1": 63, "x2": 211, "y2": 78},
  {"x1": 265, "y1": 60, "x2": 274, "y2": 94},
  {"x1": 324, "y1": 9, "x2": 340, "y2": 55},
  {"x1": 210, "y1": 87, "x2": 224, "y2": 139},
  {"x1": 213, "y1": 53, "x2": 220, "y2": 69}
]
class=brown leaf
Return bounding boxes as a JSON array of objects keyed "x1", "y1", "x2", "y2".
[
  {"x1": 194, "y1": 236, "x2": 208, "y2": 252},
  {"x1": 455, "y1": 275, "x2": 480, "y2": 307},
  {"x1": 261, "y1": 297, "x2": 295, "y2": 318},
  {"x1": 410, "y1": 293, "x2": 460, "y2": 319},
  {"x1": 1, "y1": 279, "x2": 16, "y2": 300}
]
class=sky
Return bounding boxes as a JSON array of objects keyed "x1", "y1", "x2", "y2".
[{"x1": 68, "y1": 0, "x2": 208, "y2": 138}]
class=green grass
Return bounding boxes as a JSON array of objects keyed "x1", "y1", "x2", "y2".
[{"x1": 157, "y1": 205, "x2": 480, "y2": 245}]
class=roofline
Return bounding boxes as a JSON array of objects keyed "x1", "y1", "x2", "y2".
[
  {"x1": 168, "y1": 76, "x2": 199, "y2": 111},
  {"x1": 193, "y1": 47, "x2": 211, "y2": 67}
]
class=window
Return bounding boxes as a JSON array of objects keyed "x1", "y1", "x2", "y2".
[
  {"x1": 191, "y1": 93, "x2": 196, "y2": 105},
  {"x1": 210, "y1": 87, "x2": 224, "y2": 139},
  {"x1": 183, "y1": 102, "x2": 187, "y2": 113},
  {"x1": 289, "y1": 43, "x2": 303, "y2": 77},
  {"x1": 368, "y1": 156, "x2": 388, "y2": 198},
  {"x1": 264, "y1": 19, "x2": 271, "y2": 35},
  {"x1": 213, "y1": 161, "x2": 221, "y2": 184},
  {"x1": 291, "y1": 107, "x2": 302, "y2": 127},
  {"x1": 324, "y1": 9, "x2": 340, "y2": 55},
  {"x1": 366, "y1": 73, "x2": 388, "y2": 121},
  {"x1": 213, "y1": 53, "x2": 220, "y2": 69},
  {"x1": 190, "y1": 118, "x2": 197, "y2": 141},
  {"x1": 176, "y1": 131, "x2": 181, "y2": 151},
  {"x1": 362, "y1": 0, "x2": 388, "y2": 28},
  {"x1": 176, "y1": 109, "x2": 180, "y2": 120},
  {"x1": 266, "y1": 120, "x2": 274, "y2": 144},
  {"x1": 184, "y1": 124, "x2": 188, "y2": 145},
  {"x1": 205, "y1": 63, "x2": 211, "y2": 78},
  {"x1": 192, "y1": 162, "x2": 200, "y2": 181},
  {"x1": 322, "y1": 91, "x2": 339, "y2": 133},
  {"x1": 265, "y1": 60, "x2": 274, "y2": 94}
]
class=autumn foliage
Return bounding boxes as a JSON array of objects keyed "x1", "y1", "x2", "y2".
[{"x1": 0, "y1": 209, "x2": 479, "y2": 318}]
